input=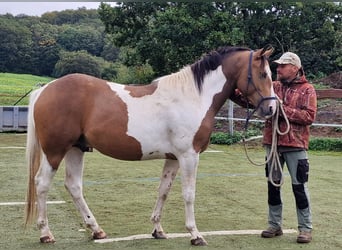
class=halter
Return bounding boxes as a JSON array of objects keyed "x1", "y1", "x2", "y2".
[
  {"x1": 244, "y1": 50, "x2": 277, "y2": 130},
  {"x1": 242, "y1": 51, "x2": 290, "y2": 188}
]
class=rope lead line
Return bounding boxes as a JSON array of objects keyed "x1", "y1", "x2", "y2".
[{"x1": 243, "y1": 95, "x2": 290, "y2": 187}]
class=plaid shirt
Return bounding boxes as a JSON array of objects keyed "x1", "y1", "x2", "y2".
[{"x1": 262, "y1": 76, "x2": 317, "y2": 150}]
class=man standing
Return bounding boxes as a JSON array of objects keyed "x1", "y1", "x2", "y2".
[{"x1": 261, "y1": 52, "x2": 317, "y2": 243}]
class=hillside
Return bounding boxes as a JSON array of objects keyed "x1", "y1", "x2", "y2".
[{"x1": 0, "y1": 73, "x2": 53, "y2": 105}]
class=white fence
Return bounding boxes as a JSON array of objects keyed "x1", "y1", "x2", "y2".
[
  {"x1": 216, "y1": 100, "x2": 342, "y2": 134},
  {"x1": 1, "y1": 102, "x2": 341, "y2": 133},
  {"x1": 0, "y1": 106, "x2": 28, "y2": 132}
]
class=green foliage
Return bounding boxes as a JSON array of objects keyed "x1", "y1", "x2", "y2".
[
  {"x1": 112, "y1": 62, "x2": 155, "y2": 85},
  {"x1": 99, "y1": 2, "x2": 245, "y2": 76},
  {"x1": 40, "y1": 7, "x2": 100, "y2": 25},
  {"x1": 99, "y1": 2, "x2": 342, "y2": 77},
  {"x1": 309, "y1": 138, "x2": 342, "y2": 151},
  {"x1": 0, "y1": 8, "x2": 112, "y2": 78},
  {"x1": 57, "y1": 25, "x2": 104, "y2": 56},
  {"x1": 211, "y1": 131, "x2": 342, "y2": 152},
  {"x1": 211, "y1": 132, "x2": 241, "y2": 145},
  {"x1": 0, "y1": 16, "x2": 33, "y2": 73},
  {"x1": 210, "y1": 130, "x2": 261, "y2": 145},
  {"x1": 53, "y1": 50, "x2": 102, "y2": 77},
  {"x1": 0, "y1": 3, "x2": 341, "y2": 83}
]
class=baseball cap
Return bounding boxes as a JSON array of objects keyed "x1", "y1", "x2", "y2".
[{"x1": 274, "y1": 52, "x2": 302, "y2": 68}]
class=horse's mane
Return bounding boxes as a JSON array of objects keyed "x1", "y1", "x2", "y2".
[
  {"x1": 191, "y1": 46, "x2": 250, "y2": 92},
  {"x1": 155, "y1": 46, "x2": 251, "y2": 96}
]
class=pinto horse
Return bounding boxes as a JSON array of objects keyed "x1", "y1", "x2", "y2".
[{"x1": 25, "y1": 46, "x2": 276, "y2": 246}]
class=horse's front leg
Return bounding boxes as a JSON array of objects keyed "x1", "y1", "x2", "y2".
[
  {"x1": 179, "y1": 153, "x2": 207, "y2": 246},
  {"x1": 35, "y1": 155, "x2": 57, "y2": 243},
  {"x1": 151, "y1": 159, "x2": 180, "y2": 239},
  {"x1": 64, "y1": 148, "x2": 107, "y2": 240}
]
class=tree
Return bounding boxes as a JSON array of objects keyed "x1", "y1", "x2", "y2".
[
  {"x1": 40, "y1": 8, "x2": 100, "y2": 25},
  {"x1": 25, "y1": 19, "x2": 61, "y2": 76},
  {"x1": 0, "y1": 16, "x2": 33, "y2": 73},
  {"x1": 143, "y1": 2, "x2": 244, "y2": 75},
  {"x1": 53, "y1": 50, "x2": 102, "y2": 77},
  {"x1": 236, "y1": 2, "x2": 342, "y2": 76},
  {"x1": 0, "y1": 3, "x2": 340, "y2": 81},
  {"x1": 101, "y1": 35, "x2": 120, "y2": 62},
  {"x1": 99, "y1": 2, "x2": 341, "y2": 78},
  {"x1": 57, "y1": 25, "x2": 104, "y2": 56},
  {"x1": 99, "y1": 2, "x2": 244, "y2": 76}
]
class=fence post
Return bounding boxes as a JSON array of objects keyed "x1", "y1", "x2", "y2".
[{"x1": 228, "y1": 100, "x2": 234, "y2": 134}]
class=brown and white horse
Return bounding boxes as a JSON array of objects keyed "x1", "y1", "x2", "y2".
[{"x1": 25, "y1": 46, "x2": 276, "y2": 246}]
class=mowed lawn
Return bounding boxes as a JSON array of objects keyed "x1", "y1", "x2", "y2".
[{"x1": 0, "y1": 133, "x2": 341, "y2": 249}]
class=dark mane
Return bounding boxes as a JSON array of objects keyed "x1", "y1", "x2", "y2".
[{"x1": 191, "y1": 46, "x2": 250, "y2": 92}]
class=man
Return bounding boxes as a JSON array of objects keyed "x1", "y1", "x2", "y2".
[
  {"x1": 230, "y1": 52, "x2": 317, "y2": 243},
  {"x1": 261, "y1": 52, "x2": 317, "y2": 243}
]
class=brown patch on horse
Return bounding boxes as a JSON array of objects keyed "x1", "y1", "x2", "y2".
[
  {"x1": 165, "y1": 153, "x2": 177, "y2": 160},
  {"x1": 192, "y1": 83, "x2": 234, "y2": 153},
  {"x1": 124, "y1": 81, "x2": 158, "y2": 97},
  {"x1": 34, "y1": 74, "x2": 143, "y2": 169}
]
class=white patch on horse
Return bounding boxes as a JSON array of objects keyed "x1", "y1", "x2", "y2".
[
  {"x1": 265, "y1": 64, "x2": 277, "y2": 114},
  {"x1": 106, "y1": 66, "x2": 226, "y2": 160},
  {"x1": 199, "y1": 65, "x2": 226, "y2": 109}
]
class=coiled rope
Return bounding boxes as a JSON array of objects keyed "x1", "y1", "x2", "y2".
[{"x1": 243, "y1": 95, "x2": 290, "y2": 187}]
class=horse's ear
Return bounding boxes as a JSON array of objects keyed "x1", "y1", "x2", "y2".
[{"x1": 256, "y1": 45, "x2": 274, "y2": 59}]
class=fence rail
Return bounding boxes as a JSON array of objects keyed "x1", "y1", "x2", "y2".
[
  {"x1": 218, "y1": 88, "x2": 342, "y2": 134},
  {"x1": 0, "y1": 89, "x2": 341, "y2": 133}
]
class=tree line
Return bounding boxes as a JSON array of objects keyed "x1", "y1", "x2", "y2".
[
  {"x1": 0, "y1": 2, "x2": 341, "y2": 84},
  {"x1": 0, "y1": 8, "x2": 120, "y2": 80}
]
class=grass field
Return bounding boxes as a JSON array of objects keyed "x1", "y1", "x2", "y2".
[
  {"x1": 0, "y1": 73, "x2": 53, "y2": 105},
  {"x1": 0, "y1": 133, "x2": 341, "y2": 249}
]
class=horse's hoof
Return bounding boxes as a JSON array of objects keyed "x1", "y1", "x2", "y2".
[
  {"x1": 152, "y1": 229, "x2": 168, "y2": 239},
  {"x1": 191, "y1": 237, "x2": 208, "y2": 246},
  {"x1": 40, "y1": 235, "x2": 56, "y2": 243},
  {"x1": 92, "y1": 230, "x2": 107, "y2": 240}
]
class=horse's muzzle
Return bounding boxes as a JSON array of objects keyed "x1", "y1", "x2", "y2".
[{"x1": 257, "y1": 98, "x2": 277, "y2": 118}]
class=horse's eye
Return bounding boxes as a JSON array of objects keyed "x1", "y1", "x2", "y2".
[{"x1": 260, "y1": 72, "x2": 267, "y2": 79}]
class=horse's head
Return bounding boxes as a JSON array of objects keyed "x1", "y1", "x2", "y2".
[{"x1": 223, "y1": 46, "x2": 277, "y2": 119}]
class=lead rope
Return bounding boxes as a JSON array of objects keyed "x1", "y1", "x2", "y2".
[{"x1": 243, "y1": 95, "x2": 290, "y2": 187}]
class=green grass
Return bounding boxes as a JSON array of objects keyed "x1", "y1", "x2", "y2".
[
  {"x1": 0, "y1": 133, "x2": 342, "y2": 249},
  {"x1": 0, "y1": 73, "x2": 53, "y2": 105}
]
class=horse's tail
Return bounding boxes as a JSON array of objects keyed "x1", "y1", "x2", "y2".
[{"x1": 24, "y1": 87, "x2": 44, "y2": 227}]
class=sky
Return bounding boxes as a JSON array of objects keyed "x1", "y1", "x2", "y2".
[{"x1": 0, "y1": 2, "x2": 114, "y2": 16}]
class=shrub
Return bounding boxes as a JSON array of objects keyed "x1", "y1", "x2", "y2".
[
  {"x1": 211, "y1": 132, "x2": 342, "y2": 152},
  {"x1": 112, "y1": 62, "x2": 155, "y2": 85},
  {"x1": 210, "y1": 130, "x2": 261, "y2": 145},
  {"x1": 53, "y1": 50, "x2": 101, "y2": 77},
  {"x1": 309, "y1": 138, "x2": 342, "y2": 151}
]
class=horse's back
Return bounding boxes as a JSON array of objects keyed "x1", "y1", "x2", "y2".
[
  {"x1": 32, "y1": 73, "x2": 210, "y2": 167},
  {"x1": 33, "y1": 74, "x2": 144, "y2": 165},
  {"x1": 34, "y1": 74, "x2": 110, "y2": 138}
]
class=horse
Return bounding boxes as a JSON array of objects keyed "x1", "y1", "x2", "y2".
[{"x1": 25, "y1": 46, "x2": 276, "y2": 246}]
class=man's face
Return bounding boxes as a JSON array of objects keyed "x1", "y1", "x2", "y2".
[{"x1": 276, "y1": 64, "x2": 299, "y2": 82}]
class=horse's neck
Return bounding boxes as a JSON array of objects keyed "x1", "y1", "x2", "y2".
[
  {"x1": 199, "y1": 66, "x2": 232, "y2": 116},
  {"x1": 154, "y1": 66, "x2": 230, "y2": 116}
]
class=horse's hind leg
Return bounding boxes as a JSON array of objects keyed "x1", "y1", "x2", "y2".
[
  {"x1": 64, "y1": 147, "x2": 107, "y2": 240},
  {"x1": 35, "y1": 154, "x2": 57, "y2": 243},
  {"x1": 151, "y1": 159, "x2": 179, "y2": 239}
]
